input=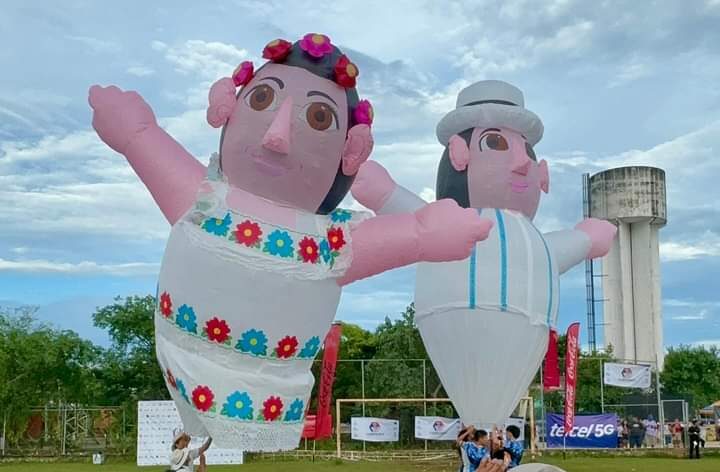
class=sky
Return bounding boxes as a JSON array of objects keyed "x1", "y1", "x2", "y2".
[{"x1": 1, "y1": 0, "x2": 719, "y2": 349}]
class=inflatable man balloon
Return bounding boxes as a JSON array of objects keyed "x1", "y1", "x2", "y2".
[
  {"x1": 352, "y1": 80, "x2": 617, "y2": 428},
  {"x1": 88, "y1": 34, "x2": 494, "y2": 451}
]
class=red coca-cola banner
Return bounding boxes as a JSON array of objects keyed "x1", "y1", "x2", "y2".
[
  {"x1": 543, "y1": 328, "x2": 560, "y2": 391},
  {"x1": 564, "y1": 322, "x2": 580, "y2": 435},
  {"x1": 313, "y1": 323, "x2": 342, "y2": 439}
]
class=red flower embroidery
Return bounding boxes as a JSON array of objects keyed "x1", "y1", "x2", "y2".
[
  {"x1": 275, "y1": 336, "x2": 299, "y2": 359},
  {"x1": 205, "y1": 317, "x2": 231, "y2": 343},
  {"x1": 334, "y1": 54, "x2": 359, "y2": 88},
  {"x1": 166, "y1": 368, "x2": 177, "y2": 389},
  {"x1": 192, "y1": 385, "x2": 215, "y2": 412},
  {"x1": 234, "y1": 220, "x2": 262, "y2": 247},
  {"x1": 262, "y1": 39, "x2": 293, "y2": 62},
  {"x1": 327, "y1": 227, "x2": 346, "y2": 251},
  {"x1": 160, "y1": 292, "x2": 173, "y2": 318},
  {"x1": 262, "y1": 396, "x2": 284, "y2": 421},
  {"x1": 298, "y1": 237, "x2": 319, "y2": 263}
]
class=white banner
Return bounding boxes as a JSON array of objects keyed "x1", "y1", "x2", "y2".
[
  {"x1": 603, "y1": 362, "x2": 652, "y2": 388},
  {"x1": 351, "y1": 417, "x2": 399, "y2": 442},
  {"x1": 415, "y1": 417, "x2": 462, "y2": 440},
  {"x1": 136, "y1": 401, "x2": 243, "y2": 466}
]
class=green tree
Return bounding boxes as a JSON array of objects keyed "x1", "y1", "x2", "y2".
[{"x1": 661, "y1": 345, "x2": 720, "y2": 411}]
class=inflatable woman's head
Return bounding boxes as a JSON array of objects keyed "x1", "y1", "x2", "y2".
[{"x1": 207, "y1": 34, "x2": 374, "y2": 214}]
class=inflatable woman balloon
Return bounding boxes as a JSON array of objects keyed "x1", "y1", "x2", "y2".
[
  {"x1": 88, "y1": 34, "x2": 494, "y2": 451},
  {"x1": 352, "y1": 80, "x2": 617, "y2": 428}
]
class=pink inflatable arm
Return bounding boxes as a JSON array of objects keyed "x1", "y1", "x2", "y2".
[
  {"x1": 338, "y1": 200, "x2": 494, "y2": 285},
  {"x1": 351, "y1": 160, "x2": 426, "y2": 215},
  {"x1": 575, "y1": 218, "x2": 617, "y2": 259},
  {"x1": 89, "y1": 85, "x2": 206, "y2": 225}
]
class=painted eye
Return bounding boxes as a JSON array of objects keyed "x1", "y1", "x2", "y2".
[
  {"x1": 302, "y1": 102, "x2": 338, "y2": 131},
  {"x1": 525, "y1": 142, "x2": 537, "y2": 161},
  {"x1": 479, "y1": 133, "x2": 509, "y2": 151},
  {"x1": 244, "y1": 84, "x2": 277, "y2": 111}
]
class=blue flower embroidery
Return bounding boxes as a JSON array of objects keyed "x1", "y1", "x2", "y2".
[
  {"x1": 176, "y1": 304, "x2": 197, "y2": 334},
  {"x1": 236, "y1": 329, "x2": 268, "y2": 356},
  {"x1": 330, "y1": 209, "x2": 352, "y2": 223},
  {"x1": 263, "y1": 230, "x2": 294, "y2": 258},
  {"x1": 298, "y1": 336, "x2": 321, "y2": 358},
  {"x1": 176, "y1": 379, "x2": 189, "y2": 402},
  {"x1": 284, "y1": 398, "x2": 304, "y2": 422},
  {"x1": 318, "y1": 239, "x2": 333, "y2": 264},
  {"x1": 202, "y1": 213, "x2": 232, "y2": 236},
  {"x1": 223, "y1": 391, "x2": 253, "y2": 420}
]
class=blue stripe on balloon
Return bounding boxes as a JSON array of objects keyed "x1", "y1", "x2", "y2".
[
  {"x1": 468, "y1": 208, "x2": 483, "y2": 309},
  {"x1": 495, "y1": 209, "x2": 508, "y2": 311},
  {"x1": 530, "y1": 222, "x2": 553, "y2": 324}
]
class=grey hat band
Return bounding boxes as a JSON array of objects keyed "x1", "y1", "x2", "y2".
[{"x1": 463, "y1": 99, "x2": 518, "y2": 107}]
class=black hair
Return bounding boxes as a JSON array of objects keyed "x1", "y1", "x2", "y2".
[
  {"x1": 506, "y1": 425, "x2": 521, "y2": 439},
  {"x1": 492, "y1": 449, "x2": 507, "y2": 461},
  {"x1": 436, "y1": 128, "x2": 473, "y2": 208},
  {"x1": 219, "y1": 38, "x2": 360, "y2": 215},
  {"x1": 473, "y1": 429, "x2": 488, "y2": 441}
]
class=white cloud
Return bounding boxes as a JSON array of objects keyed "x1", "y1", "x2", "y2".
[
  {"x1": 65, "y1": 36, "x2": 121, "y2": 53},
  {"x1": 692, "y1": 339, "x2": 720, "y2": 349},
  {"x1": 671, "y1": 310, "x2": 708, "y2": 321},
  {"x1": 126, "y1": 65, "x2": 155, "y2": 77},
  {"x1": 608, "y1": 60, "x2": 652, "y2": 88},
  {"x1": 660, "y1": 233, "x2": 720, "y2": 262},
  {"x1": 158, "y1": 40, "x2": 255, "y2": 80},
  {"x1": 0, "y1": 258, "x2": 159, "y2": 276}
]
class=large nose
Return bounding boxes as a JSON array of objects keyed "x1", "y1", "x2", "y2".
[
  {"x1": 511, "y1": 150, "x2": 532, "y2": 176},
  {"x1": 262, "y1": 97, "x2": 293, "y2": 154}
]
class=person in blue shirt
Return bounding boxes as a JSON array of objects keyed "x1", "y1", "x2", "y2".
[
  {"x1": 462, "y1": 428, "x2": 491, "y2": 471},
  {"x1": 504, "y1": 425, "x2": 524, "y2": 468}
]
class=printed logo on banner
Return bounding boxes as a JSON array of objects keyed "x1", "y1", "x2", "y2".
[
  {"x1": 369, "y1": 421, "x2": 381, "y2": 433},
  {"x1": 603, "y1": 363, "x2": 652, "y2": 389},
  {"x1": 433, "y1": 420, "x2": 445, "y2": 432},
  {"x1": 414, "y1": 417, "x2": 463, "y2": 441},
  {"x1": 546, "y1": 413, "x2": 618, "y2": 449},
  {"x1": 351, "y1": 417, "x2": 399, "y2": 442}
]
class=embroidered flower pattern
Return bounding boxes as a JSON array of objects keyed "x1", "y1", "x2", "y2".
[
  {"x1": 160, "y1": 292, "x2": 173, "y2": 318},
  {"x1": 233, "y1": 220, "x2": 262, "y2": 247},
  {"x1": 263, "y1": 230, "x2": 294, "y2": 258},
  {"x1": 330, "y1": 209, "x2": 353, "y2": 223},
  {"x1": 202, "y1": 213, "x2": 232, "y2": 236},
  {"x1": 203, "y1": 317, "x2": 231, "y2": 345},
  {"x1": 299, "y1": 33, "x2": 333, "y2": 59},
  {"x1": 284, "y1": 399, "x2": 304, "y2": 422},
  {"x1": 192, "y1": 385, "x2": 215, "y2": 412},
  {"x1": 176, "y1": 379, "x2": 189, "y2": 402},
  {"x1": 262, "y1": 39, "x2": 293, "y2": 62},
  {"x1": 232, "y1": 61, "x2": 254, "y2": 87},
  {"x1": 176, "y1": 305, "x2": 198, "y2": 334},
  {"x1": 353, "y1": 99, "x2": 374, "y2": 127},
  {"x1": 297, "y1": 236, "x2": 320, "y2": 263},
  {"x1": 237, "y1": 329, "x2": 268, "y2": 356},
  {"x1": 298, "y1": 336, "x2": 321, "y2": 359},
  {"x1": 275, "y1": 336, "x2": 299, "y2": 359},
  {"x1": 261, "y1": 396, "x2": 284, "y2": 421},
  {"x1": 327, "y1": 227, "x2": 346, "y2": 250},
  {"x1": 166, "y1": 368, "x2": 177, "y2": 389},
  {"x1": 334, "y1": 54, "x2": 359, "y2": 88},
  {"x1": 222, "y1": 391, "x2": 253, "y2": 420}
]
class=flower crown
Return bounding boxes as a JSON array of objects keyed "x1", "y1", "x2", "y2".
[{"x1": 230, "y1": 33, "x2": 373, "y2": 127}]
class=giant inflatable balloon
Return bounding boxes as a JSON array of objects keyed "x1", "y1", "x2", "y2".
[
  {"x1": 88, "y1": 34, "x2": 494, "y2": 451},
  {"x1": 352, "y1": 80, "x2": 617, "y2": 428}
]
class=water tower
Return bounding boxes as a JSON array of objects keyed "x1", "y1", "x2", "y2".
[{"x1": 588, "y1": 166, "x2": 667, "y2": 369}]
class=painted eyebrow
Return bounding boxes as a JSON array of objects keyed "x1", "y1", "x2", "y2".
[
  {"x1": 307, "y1": 91, "x2": 338, "y2": 107},
  {"x1": 260, "y1": 76, "x2": 284, "y2": 88},
  {"x1": 482, "y1": 128, "x2": 502, "y2": 133}
]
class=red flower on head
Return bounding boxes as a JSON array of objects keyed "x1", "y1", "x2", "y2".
[
  {"x1": 334, "y1": 55, "x2": 359, "y2": 88},
  {"x1": 232, "y1": 61, "x2": 254, "y2": 87},
  {"x1": 327, "y1": 227, "x2": 346, "y2": 251},
  {"x1": 205, "y1": 317, "x2": 231, "y2": 343},
  {"x1": 299, "y1": 33, "x2": 333, "y2": 59},
  {"x1": 262, "y1": 396, "x2": 284, "y2": 421},
  {"x1": 263, "y1": 39, "x2": 293, "y2": 62},
  {"x1": 166, "y1": 368, "x2": 177, "y2": 389},
  {"x1": 275, "y1": 336, "x2": 299, "y2": 359},
  {"x1": 234, "y1": 220, "x2": 262, "y2": 247},
  {"x1": 298, "y1": 237, "x2": 319, "y2": 263},
  {"x1": 353, "y1": 100, "x2": 374, "y2": 127},
  {"x1": 192, "y1": 385, "x2": 215, "y2": 412},
  {"x1": 160, "y1": 292, "x2": 173, "y2": 318}
]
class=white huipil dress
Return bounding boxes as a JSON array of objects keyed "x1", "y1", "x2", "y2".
[
  {"x1": 414, "y1": 208, "x2": 589, "y2": 427},
  {"x1": 155, "y1": 155, "x2": 367, "y2": 451}
]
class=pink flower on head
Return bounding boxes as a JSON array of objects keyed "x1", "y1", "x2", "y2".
[
  {"x1": 232, "y1": 61, "x2": 254, "y2": 87},
  {"x1": 263, "y1": 39, "x2": 293, "y2": 62},
  {"x1": 299, "y1": 33, "x2": 333, "y2": 59},
  {"x1": 353, "y1": 100, "x2": 374, "y2": 127}
]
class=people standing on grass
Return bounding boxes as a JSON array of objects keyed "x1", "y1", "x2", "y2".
[
  {"x1": 643, "y1": 415, "x2": 659, "y2": 448},
  {"x1": 169, "y1": 431, "x2": 212, "y2": 472},
  {"x1": 628, "y1": 417, "x2": 645, "y2": 449},
  {"x1": 672, "y1": 419, "x2": 683, "y2": 448},
  {"x1": 688, "y1": 420, "x2": 701, "y2": 459}
]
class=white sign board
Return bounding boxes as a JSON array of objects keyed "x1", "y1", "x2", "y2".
[
  {"x1": 137, "y1": 401, "x2": 243, "y2": 466},
  {"x1": 603, "y1": 362, "x2": 652, "y2": 389},
  {"x1": 351, "y1": 417, "x2": 399, "y2": 442},
  {"x1": 415, "y1": 416, "x2": 462, "y2": 440}
]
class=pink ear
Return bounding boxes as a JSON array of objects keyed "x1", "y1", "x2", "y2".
[
  {"x1": 206, "y1": 78, "x2": 238, "y2": 128},
  {"x1": 449, "y1": 134, "x2": 470, "y2": 171},
  {"x1": 539, "y1": 159, "x2": 550, "y2": 193},
  {"x1": 342, "y1": 124, "x2": 374, "y2": 176}
]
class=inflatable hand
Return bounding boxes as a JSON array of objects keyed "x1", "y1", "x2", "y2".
[
  {"x1": 89, "y1": 85, "x2": 158, "y2": 154},
  {"x1": 415, "y1": 199, "x2": 494, "y2": 262},
  {"x1": 575, "y1": 218, "x2": 617, "y2": 259},
  {"x1": 350, "y1": 160, "x2": 397, "y2": 212}
]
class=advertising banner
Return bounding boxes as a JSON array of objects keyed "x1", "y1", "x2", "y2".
[
  {"x1": 546, "y1": 413, "x2": 618, "y2": 448},
  {"x1": 603, "y1": 362, "x2": 652, "y2": 389},
  {"x1": 414, "y1": 417, "x2": 462, "y2": 440},
  {"x1": 350, "y1": 417, "x2": 399, "y2": 442}
]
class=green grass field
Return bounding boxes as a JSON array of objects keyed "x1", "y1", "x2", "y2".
[{"x1": 1, "y1": 457, "x2": 720, "y2": 472}]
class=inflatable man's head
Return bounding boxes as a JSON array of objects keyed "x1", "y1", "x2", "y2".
[
  {"x1": 206, "y1": 34, "x2": 374, "y2": 214},
  {"x1": 435, "y1": 80, "x2": 549, "y2": 219}
]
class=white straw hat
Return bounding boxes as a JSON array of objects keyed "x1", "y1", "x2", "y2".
[{"x1": 169, "y1": 448, "x2": 190, "y2": 471}]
